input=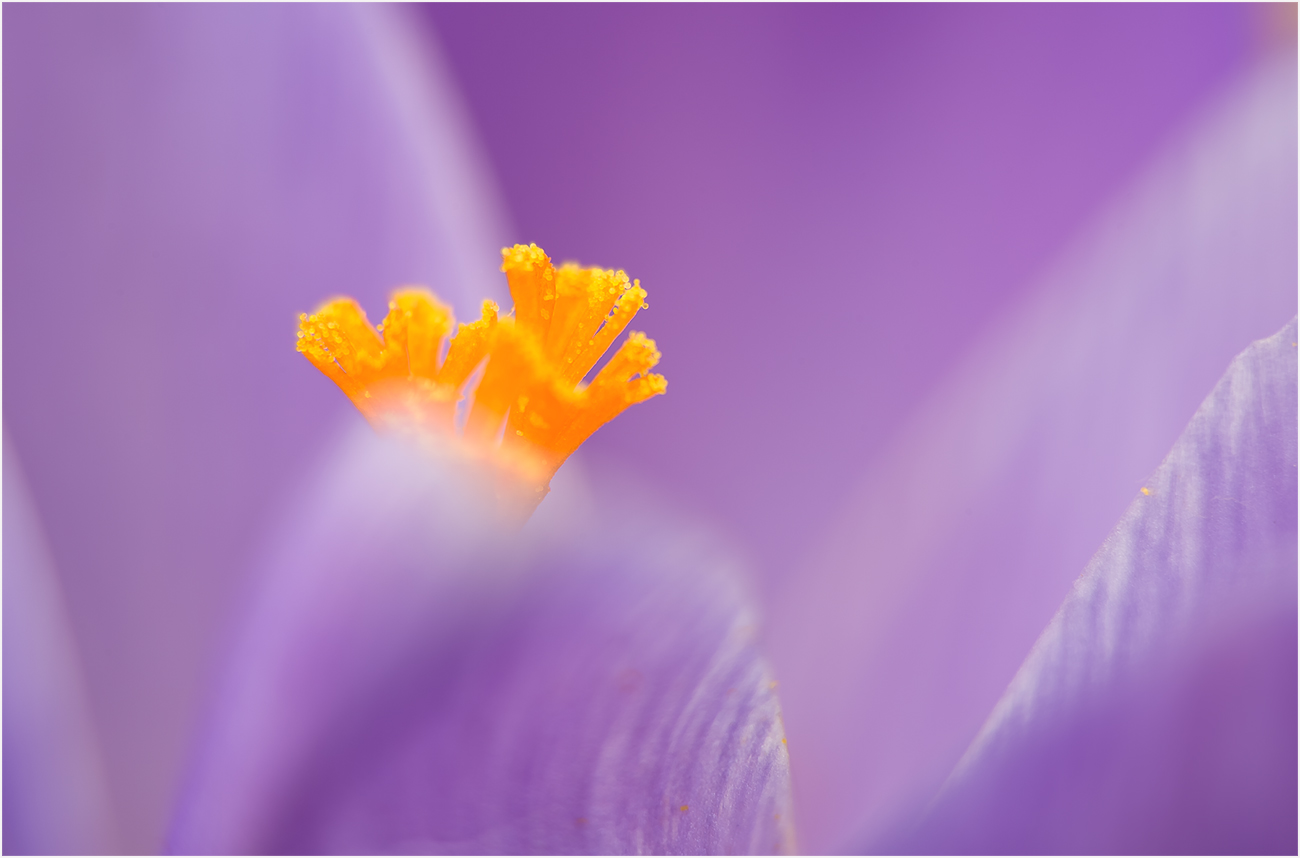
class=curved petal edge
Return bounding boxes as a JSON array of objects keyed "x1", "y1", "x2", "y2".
[
  {"x1": 169, "y1": 431, "x2": 795, "y2": 854},
  {"x1": 903, "y1": 318, "x2": 1298, "y2": 854}
]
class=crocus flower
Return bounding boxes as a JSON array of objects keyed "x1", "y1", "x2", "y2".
[
  {"x1": 168, "y1": 248, "x2": 798, "y2": 853},
  {"x1": 4, "y1": 4, "x2": 1295, "y2": 855}
]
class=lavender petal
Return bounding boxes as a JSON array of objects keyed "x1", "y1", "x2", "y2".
[
  {"x1": 768, "y1": 52, "x2": 1297, "y2": 851},
  {"x1": 905, "y1": 318, "x2": 1297, "y2": 853},
  {"x1": 4, "y1": 436, "x2": 118, "y2": 854},
  {"x1": 169, "y1": 431, "x2": 794, "y2": 854}
]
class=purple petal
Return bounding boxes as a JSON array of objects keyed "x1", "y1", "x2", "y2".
[
  {"x1": 4, "y1": 437, "x2": 118, "y2": 853},
  {"x1": 4, "y1": 6, "x2": 507, "y2": 847},
  {"x1": 767, "y1": 53, "x2": 1297, "y2": 851},
  {"x1": 905, "y1": 318, "x2": 1297, "y2": 853},
  {"x1": 169, "y1": 431, "x2": 794, "y2": 854}
]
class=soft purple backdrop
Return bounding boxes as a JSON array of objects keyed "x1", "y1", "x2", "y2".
[{"x1": 423, "y1": 3, "x2": 1255, "y2": 589}]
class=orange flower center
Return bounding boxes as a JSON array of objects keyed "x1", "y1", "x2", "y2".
[{"x1": 296, "y1": 243, "x2": 666, "y2": 520}]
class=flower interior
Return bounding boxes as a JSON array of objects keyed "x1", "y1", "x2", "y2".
[{"x1": 296, "y1": 243, "x2": 667, "y2": 520}]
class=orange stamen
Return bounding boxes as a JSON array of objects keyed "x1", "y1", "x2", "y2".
[{"x1": 296, "y1": 244, "x2": 666, "y2": 521}]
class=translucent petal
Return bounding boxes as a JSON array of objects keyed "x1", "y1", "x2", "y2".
[
  {"x1": 3, "y1": 437, "x2": 117, "y2": 853},
  {"x1": 768, "y1": 52, "x2": 1297, "y2": 851},
  {"x1": 906, "y1": 318, "x2": 1297, "y2": 853},
  {"x1": 169, "y1": 431, "x2": 794, "y2": 854},
  {"x1": 3, "y1": 6, "x2": 508, "y2": 847}
]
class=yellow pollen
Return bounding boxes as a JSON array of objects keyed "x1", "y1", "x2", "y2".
[
  {"x1": 296, "y1": 243, "x2": 666, "y2": 520},
  {"x1": 1141, "y1": 487, "x2": 1151, "y2": 496}
]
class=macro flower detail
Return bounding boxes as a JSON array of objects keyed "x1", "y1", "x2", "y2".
[
  {"x1": 6, "y1": 5, "x2": 1294, "y2": 856},
  {"x1": 297, "y1": 243, "x2": 666, "y2": 519}
]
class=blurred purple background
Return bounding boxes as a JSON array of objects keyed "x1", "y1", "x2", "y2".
[
  {"x1": 422, "y1": 3, "x2": 1256, "y2": 591},
  {"x1": 4, "y1": 3, "x2": 1281, "y2": 852}
]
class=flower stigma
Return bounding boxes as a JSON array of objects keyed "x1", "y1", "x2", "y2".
[{"x1": 296, "y1": 243, "x2": 667, "y2": 521}]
